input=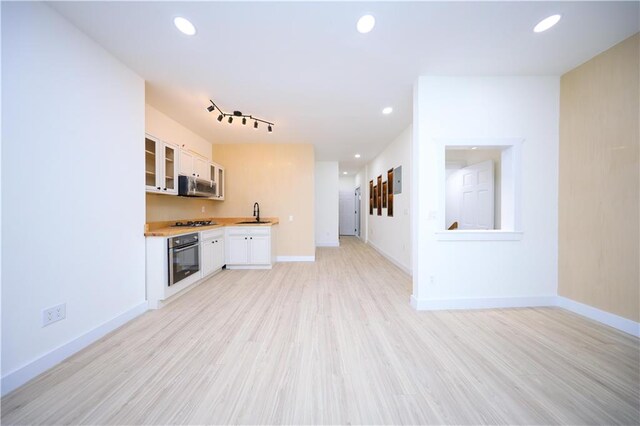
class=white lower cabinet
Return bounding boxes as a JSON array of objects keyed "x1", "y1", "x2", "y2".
[
  {"x1": 225, "y1": 226, "x2": 275, "y2": 269},
  {"x1": 201, "y1": 228, "x2": 225, "y2": 277}
]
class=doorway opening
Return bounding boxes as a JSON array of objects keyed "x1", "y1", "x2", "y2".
[{"x1": 339, "y1": 189, "x2": 357, "y2": 236}]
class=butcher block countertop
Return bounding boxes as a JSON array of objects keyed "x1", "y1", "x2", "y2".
[{"x1": 144, "y1": 217, "x2": 279, "y2": 237}]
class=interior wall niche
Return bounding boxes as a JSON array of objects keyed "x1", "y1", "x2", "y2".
[
  {"x1": 382, "y1": 181, "x2": 388, "y2": 208},
  {"x1": 377, "y1": 175, "x2": 382, "y2": 215},
  {"x1": 369, "y1": 180, "x2": 374, "y2": 215},
  {"x1": 387, "y1": 168, "x2": 394, "y2": 216}
]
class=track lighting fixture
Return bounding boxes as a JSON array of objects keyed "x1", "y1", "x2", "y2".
[{"x1": 206, "y1": 99, "x2": 274, "y2": 132}]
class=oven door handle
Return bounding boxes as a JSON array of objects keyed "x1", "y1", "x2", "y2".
[{"x1": 172, "y1": 244, "x2": 198, "y2": 253}]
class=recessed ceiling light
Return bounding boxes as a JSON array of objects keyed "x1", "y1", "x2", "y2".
[
  {"x1": 471, "y1": 147, "x2": 478, "y2": 150},
  {"x1": 343, "y1": 171, "x2": 349, "y2": 175},
  {"x1": 174, "y1": 17, "x2": 196, "y2": 36},
  {"x1": 357, "y1": 14, "x2": 375, "y2": 34},
  {"x1": 533, "y1": 14, "x2": 561, "y2": 33},
  {"x1": 355, "y1": 154, "x2": 361, "y2": 158},
  {"x1": 382, "y1": 107, "x2": 393, "y2": 115}
]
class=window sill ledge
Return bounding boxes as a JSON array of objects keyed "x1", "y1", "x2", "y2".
[{"x1": 435, "y1": 231, "x2": 523, "y2": 241}]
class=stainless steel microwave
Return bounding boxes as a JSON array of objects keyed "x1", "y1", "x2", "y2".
[{"x1": 178, "y1": 175, "x2": 216, "y2": 198}]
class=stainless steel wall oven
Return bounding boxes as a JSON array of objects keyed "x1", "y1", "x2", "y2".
[{"x1": 168, "y1": 233, "x2": 200, "y2": 286}]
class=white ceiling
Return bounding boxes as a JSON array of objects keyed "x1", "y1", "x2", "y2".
[{"x1": 51, "y1": 1, "x2": 639, "y2": 174}]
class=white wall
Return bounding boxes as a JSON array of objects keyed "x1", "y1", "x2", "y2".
[
  {"x1": 146, "y1": 104, "x2": 213, "y2": 161},
  {"x1": 1, "y1": 2, "x2": 147, "y2": 393},
  {"x1": 412, "y1": 76, "x2": 559, "y2": 307},
  {"x1": 339, "y1": 175, "x2": 355, "y2": 193},
  {"x1": 314, "y1": 161, "x2": 339, "y2": 246},
  {"x1": 364, "y1": 126, "x2": 412, "y2": 274}
]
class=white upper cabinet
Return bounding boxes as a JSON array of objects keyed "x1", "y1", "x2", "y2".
[
  {"x1": 179, "y1": 150, "x2": 194, "y2": 176},
  {"x1": 208, "y1": 162, "x2": 225, "y2": 200},
  {"x1": 145, "y1": 134, "x2": 178, "y2": 195},
  {"x1": 216, "y1": 164, "x2": 225, "y2": 200},
  {"x1": 179, "y1": 149, "x2": 211, "y2": 180},
  {"x1": 194, "y1": 157, "x2": 209, "y2": 180}
]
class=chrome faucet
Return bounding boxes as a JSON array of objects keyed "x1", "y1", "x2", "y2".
[{"x1": 253, "y1": 202, "x2": 260, "y2": 223}]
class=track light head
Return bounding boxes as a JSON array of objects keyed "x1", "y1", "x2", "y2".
[
  {"x1": 268, "y1": 125, "x2": 273, "y2": 133},
  {"x1": 228, "y1": 116, "x2": 233, "y2": 124},
  {"x1": 207, "y1": 105, "x2": 215, "y2": 112},
  {"x1": 242, "y1": 117, "x2": 247, "y2": 125},
  {"x1": 254, "y1": 121, "x2": 258, "y2": 130},
  {"x1": 217, "y1": 114, "x2": 223, "y2": 122}
]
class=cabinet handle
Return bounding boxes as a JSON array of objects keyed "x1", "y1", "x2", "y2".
[
  {"x1": 163, "y1": 188, "x2": 167, "y2": 191},
  {"x1": 156, "y1": 187, "x2": 161, "y2": 190},
  {"x1": 250, "y1": 237, "x2": 253, "y2": 240}
]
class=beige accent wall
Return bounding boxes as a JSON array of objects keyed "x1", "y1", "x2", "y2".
[
  {"x1": 559, "y1": 33, "x2": 639, "y2": 322},
  {"x1": 212, "y1": 144, "x2": 315, "y2": 257},
  {"x1": 146, "y1": 193, "x2": 218, "y2": 222}
]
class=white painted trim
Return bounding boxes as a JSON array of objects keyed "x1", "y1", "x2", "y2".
[
  {"x1": 1, "y1": 302, "x2": 148, "y2": 396},
  {"x1": 226, "y1": 264, "x2": 272, "y2": 270},
  {"x1": 316, "y1": 241, "x2": 339, "y2": 247},
  {"x1": 276, "y1": 256, "x2": 315, "y2": 262},
  {"x1": 435, "y1": 231, "x2": 523, "y2": 241},
  {"x1": 410, "y1": 294, "x2": 640, "y2": 337},
  {"x1": 410, "y1": 295, "x2": 556, "y2": 311},
  {"x1": 367, "y1": 241, "x2": 412, "y2": 276},
  {"x1": 556, "y1": 296, "x2": 640, "y2": 337}
]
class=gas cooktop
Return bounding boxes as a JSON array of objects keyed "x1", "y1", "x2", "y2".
[{"x1": 172, "y1": 220, "x2": 216, "y2": 227}]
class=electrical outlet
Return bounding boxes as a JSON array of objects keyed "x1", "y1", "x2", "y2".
[
  {"x1": 289, "y1": 215, "x2": 294, "y2": 222},
  {"x1": 201, "y1": 206, "x2": 206, "y2": 213},
  {"x1": 42, "y1": 303, "x2": 66, "y2": 327}
]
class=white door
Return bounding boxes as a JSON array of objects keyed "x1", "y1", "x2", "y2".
[
  {"x1": 201, "y1": 240, "x2": 215, "y2": 276},
  {"x1": 228, "y1": 236, "x2": 249, "y2": 264},
  {"x1": 214, "y1": 239, "x2": 225, "y2": 269},
  {"x1": 339, "y1": 191, "x2": 356, "y2": 236},
  {"x1": 179, "y1": 150, "x2": 194, "y2": 176},
  {"x1": 249, "y1": 237, "x2": 270, "y2": 265},
  {"x1": 459, "y1": 160, "x2": 494, "y2": 230},
  {"x1": 354, "y1": 187, "x2": 361, "y2": 237}
]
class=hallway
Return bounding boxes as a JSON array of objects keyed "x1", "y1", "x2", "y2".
[{"x1": 3, "y1": 237, "x2": 638, "y2": 425}]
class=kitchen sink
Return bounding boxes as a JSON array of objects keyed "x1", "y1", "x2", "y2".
[{"x1": 235, "y1": 221, "x2": 270, "y2": 224}]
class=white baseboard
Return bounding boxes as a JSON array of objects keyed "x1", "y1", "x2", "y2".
[
  {"x1": 316, "y1": 241, "x2": 339, "y2": 247},
  {"x1": 276, "y1": 256, "x2": 315, "y2": 262},
  {"x1": 1, "y1": 302, "x2": 148, "y2": 396},
  {"x1": 410, "y1": 294, "x2": 639, "y2": 337},
  {"x1": 367, "y1": 241, "x2": 412, "y2": 276},
  {"x1": 410, "y1": 295, "x2": 556, "y2": 311},
  {"x1": 556, "y1": 296, "x2": 640, "y2": 337}
]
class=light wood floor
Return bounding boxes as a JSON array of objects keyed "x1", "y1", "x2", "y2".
[{"x1": 3, "y1": 237, "x2": 639, "y2": 425}]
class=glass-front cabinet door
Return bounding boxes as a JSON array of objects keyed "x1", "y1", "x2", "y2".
[
  {"x1": 163, "y1": 143, "x2": 178, "y2": 194},
  {"x1": 217, "y1": 165, "x2": 225, "y2": 200},
  {"x1": 145, "y1": 134, "x2": 179, "y2": 195},
  {"x1": 145, "y1": 136, "x2": 160, "y2": 192}
]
